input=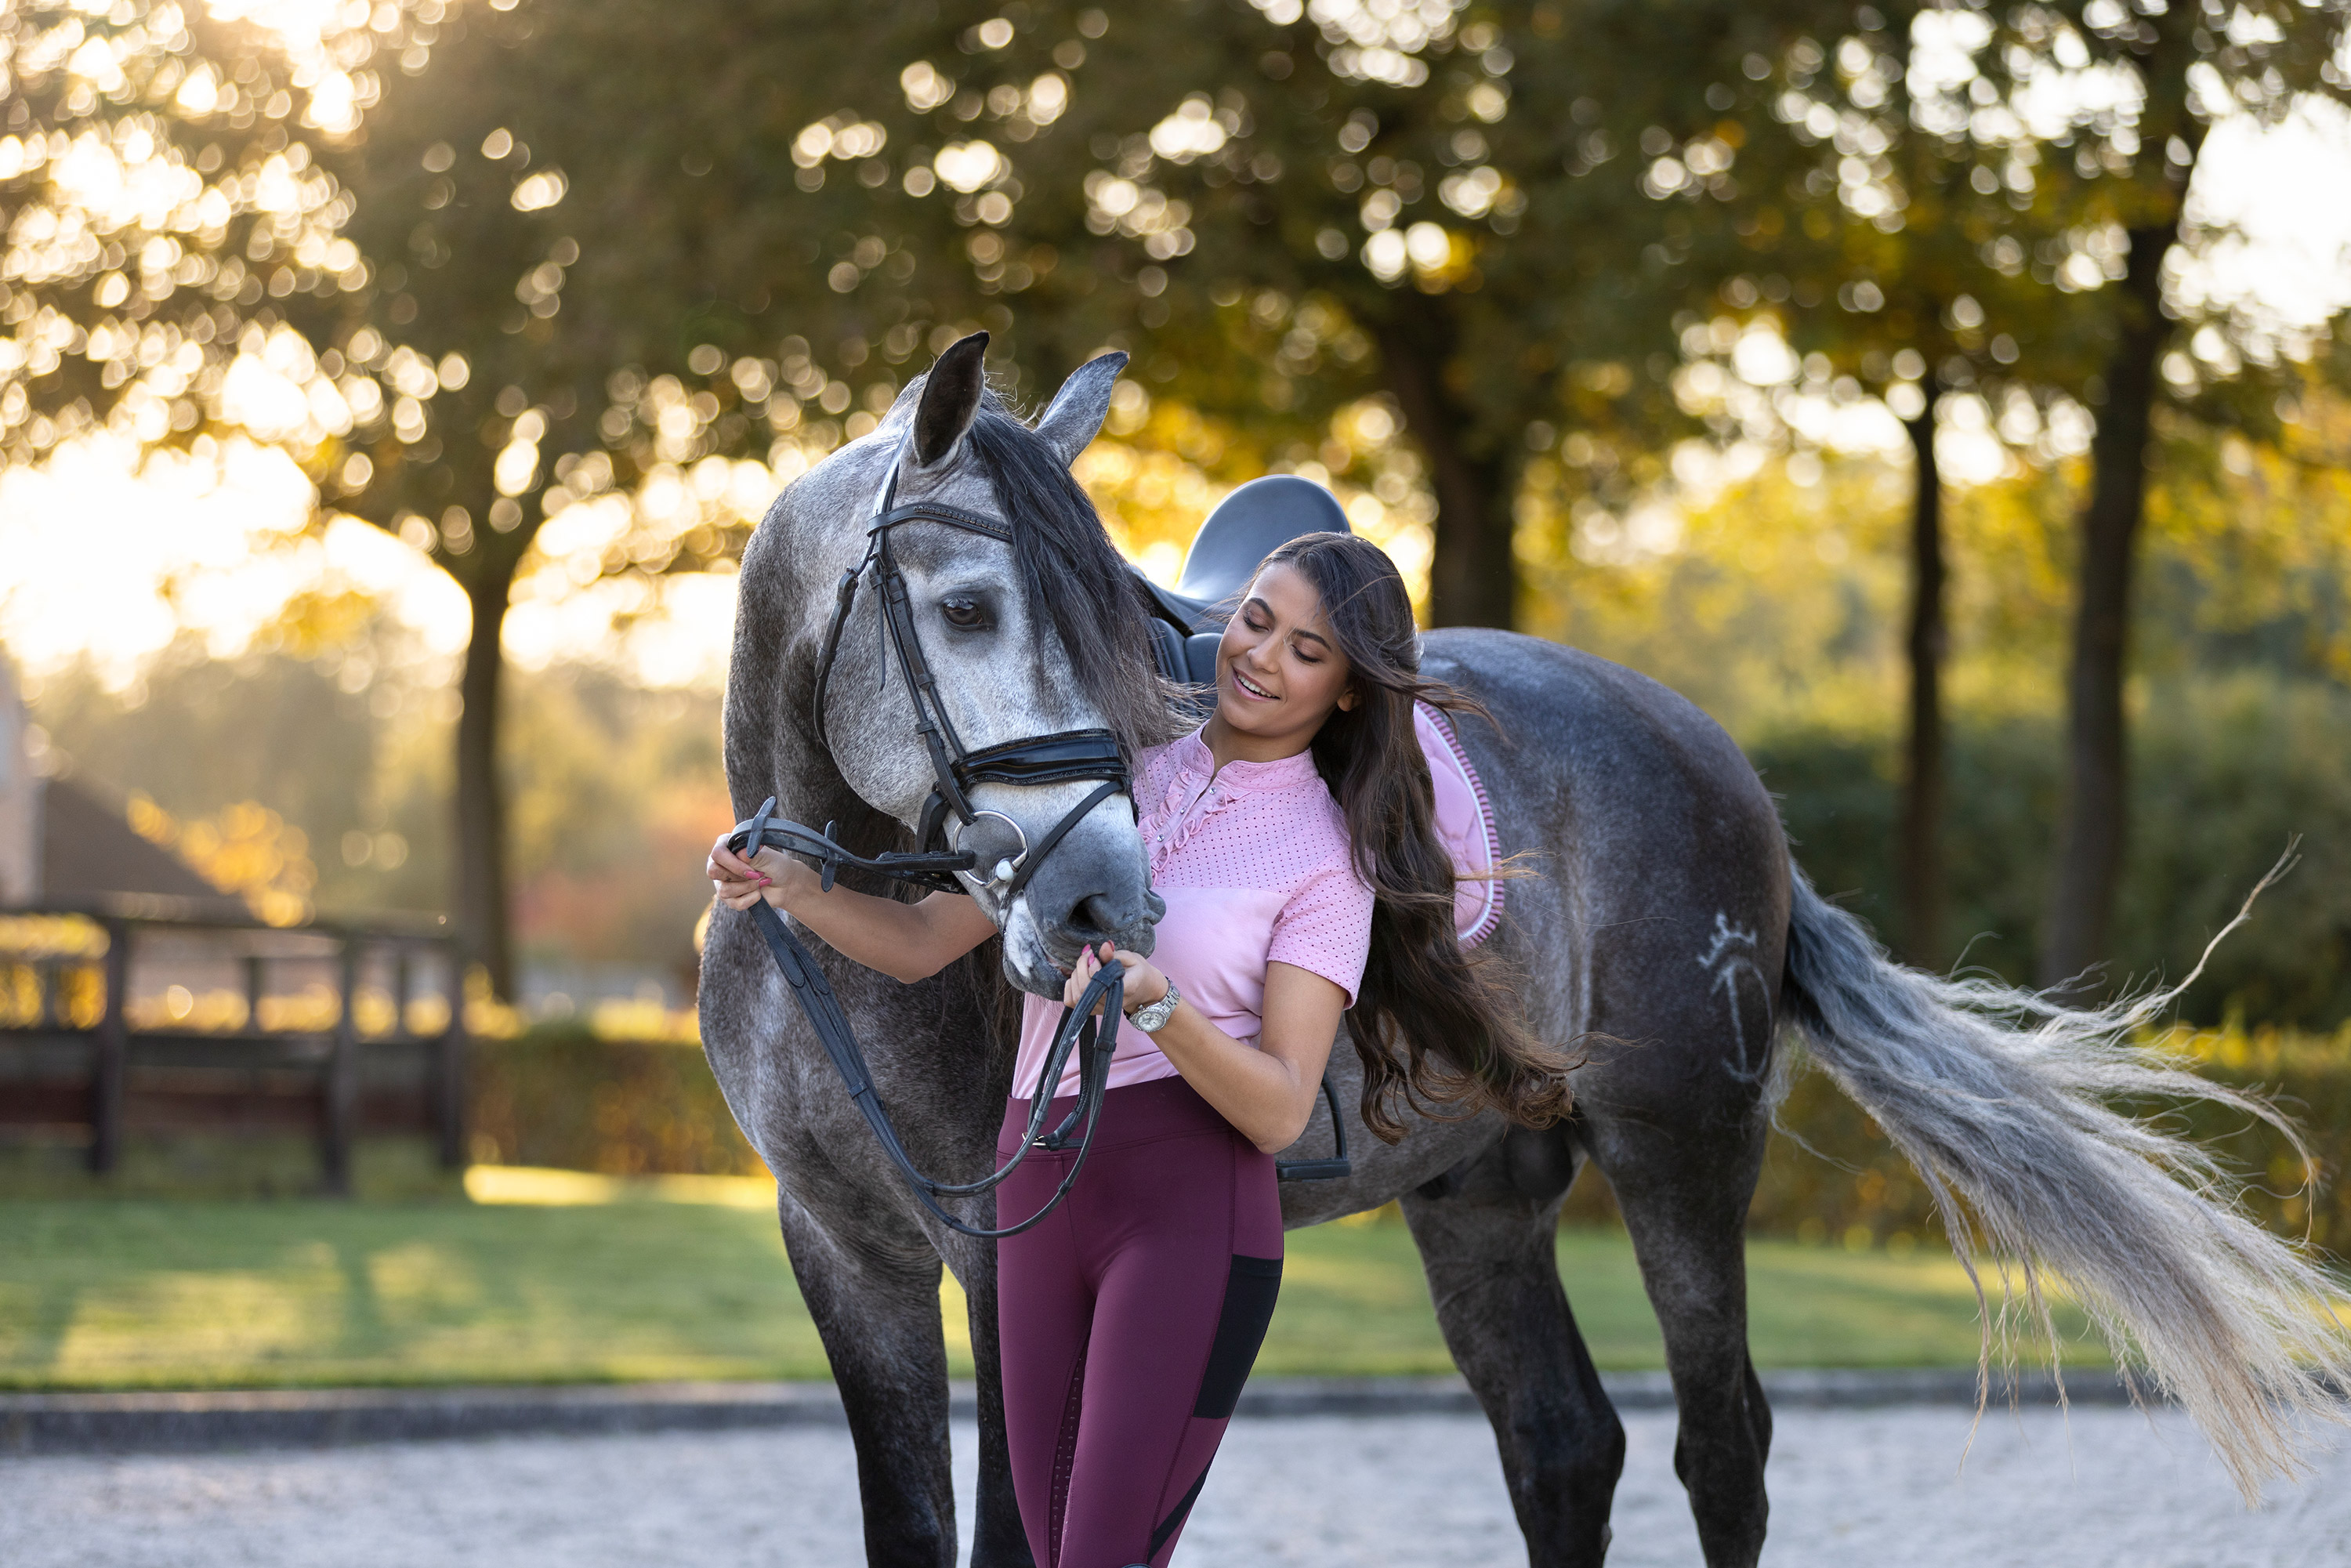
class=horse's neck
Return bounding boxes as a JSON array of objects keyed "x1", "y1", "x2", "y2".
[{"x1": 766, "y1": 707, "x2": 922, "y2": 876}]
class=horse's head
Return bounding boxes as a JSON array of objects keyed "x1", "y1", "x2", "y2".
[{"x1": 730, "y1": 332, "x2": 1173, "y2": 997}]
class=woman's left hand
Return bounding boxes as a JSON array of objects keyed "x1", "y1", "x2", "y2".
[{"x1": 1063, "y1": 941, "x2": 1168, "y2": 1017}]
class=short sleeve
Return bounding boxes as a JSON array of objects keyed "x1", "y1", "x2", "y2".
[{"x1": 1266, "y1": 856, "x2": 1375, "y2": 1005}]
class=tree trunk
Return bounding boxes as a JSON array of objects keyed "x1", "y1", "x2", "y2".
[
  {"x1": 1897, "y1": 380, "x2": 1945, "y2": 969},
  {"x1": 2038, "y1": 220, "x2": 2176, "y2": 987},
  {"x1": 1375, "y1": 297, "x2": 1516, "y2": 628},
  {"x1": 457, "y1": 569, "x2": 517, "y2": 1001}
]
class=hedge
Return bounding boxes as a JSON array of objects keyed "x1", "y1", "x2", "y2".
[
  {"x1": 468, "y1": 1026, "x2": 766, "y2": 1178},
  {"x1": 475, "y1": 1022, "x2": 2351, "y2": 1258},
  {"x1": 1733, "y1": 1023, "x2": 2351, "y2": 1258},
  {"x1": 1754, "y1": 674, "x2": 2351, "y2": 1030}
]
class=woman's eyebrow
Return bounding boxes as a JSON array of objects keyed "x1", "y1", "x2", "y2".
[{"x1": 1242, "y1": 594, "x2": 1334, "y2": 649}]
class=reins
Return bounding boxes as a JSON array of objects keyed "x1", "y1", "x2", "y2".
[{"x1": 732, "y1": 799, "x2": 1128, "y2": 1240}]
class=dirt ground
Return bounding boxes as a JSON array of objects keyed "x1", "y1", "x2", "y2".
[{"x1": 3, "y1": 1403, "x2": 2344, "y2": 1566}]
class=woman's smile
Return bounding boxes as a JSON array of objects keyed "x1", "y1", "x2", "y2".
[{"x1": 1231, "y1": 666, "x2": 1277, "y2": 703}]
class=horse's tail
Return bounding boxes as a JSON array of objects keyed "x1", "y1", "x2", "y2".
[{"x1": 1777, "y1": 851, "x2": 2349, "y2": 1502}]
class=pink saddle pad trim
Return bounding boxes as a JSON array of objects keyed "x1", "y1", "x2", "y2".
[{"x1": 1415, "y1": 701, "x2": 1504, "y2": 948}]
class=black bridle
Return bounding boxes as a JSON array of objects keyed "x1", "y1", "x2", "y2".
[
  {"x1": 728, "y1": 433, "x2": 1351, "y2": 1238},
  {"x1": 727, "y1": 436, "x2": 1138, "y2": 1239},
  {"x1": 804, "y1": 456, "x2": 1132, "y2": 901}
]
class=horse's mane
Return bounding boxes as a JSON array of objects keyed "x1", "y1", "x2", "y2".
[{"x1": 962, "y1": 391, "x2": 1187, "y2": 760}]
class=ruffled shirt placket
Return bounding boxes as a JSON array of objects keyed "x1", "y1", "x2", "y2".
[
  {"x1": 1139, "y1": 731, "x2": 1320, "y2": 880},
  {"x1": 1144, "y1": 770, "x2": 1231, "y2": 876}
]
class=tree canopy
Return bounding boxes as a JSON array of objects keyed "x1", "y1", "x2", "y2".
[{"x1": 6, "y1": 0, "x2": 2347, "y2": 994}]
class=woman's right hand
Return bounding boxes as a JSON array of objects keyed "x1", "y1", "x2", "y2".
[{"x1": 707, "y1": 835, "x2": 817, "y2": 912}]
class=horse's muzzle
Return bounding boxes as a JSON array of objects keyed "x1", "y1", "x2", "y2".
[{"x1": 999, "y1": 853, "x2": 1158, "y2": 995}]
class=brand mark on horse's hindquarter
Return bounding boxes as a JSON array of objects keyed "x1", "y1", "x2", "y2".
[{"x1": 1695, "y1": 913, "x2": 1770, "y2": 1082}]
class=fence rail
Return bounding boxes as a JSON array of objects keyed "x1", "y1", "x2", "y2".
[{"x1": 0, "y1": 897, "x2": 466, "y2": 1193}]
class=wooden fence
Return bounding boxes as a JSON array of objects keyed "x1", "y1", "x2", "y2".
[{"x1": 0, "y1": 896, "x2": 466, "y2": 1193}]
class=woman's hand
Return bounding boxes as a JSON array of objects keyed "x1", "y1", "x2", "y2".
[
  {"x1": 707, "y1": 835, "x2": 817, "y2": 912},
  {"x1": 1062, "y1": 940, "x2": 1168, "y2": 1017}
]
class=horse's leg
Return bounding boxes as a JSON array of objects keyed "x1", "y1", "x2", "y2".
[
  {"x1": 1592, "y1": 1109, "x2": 1773, "y2": 1568},
  {"x1": 778, "y1": 1196, "x2": 960, "y2": 1568},
  {"x1": 1401, "y1": 1128, "x2": 1624, "y2": 1568},
  {"x1": 941, "y1": 1229, "x2": 1034, "y2": 1568}
]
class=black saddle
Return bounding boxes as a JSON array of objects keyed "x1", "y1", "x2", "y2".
[{"x1": 1133, "y1": 474, "x2": 1353, "y2": 689}]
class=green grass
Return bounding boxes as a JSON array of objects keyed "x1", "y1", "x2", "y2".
[
  {"x1": 1259, "y1": 1222, "x2": 2099, "y2": 1377},
  {"x1": 0, "y1": 1182, "x2": 2102, "y2": 1392}
]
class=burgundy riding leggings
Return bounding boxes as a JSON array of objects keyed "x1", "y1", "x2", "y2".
[{"x1": 994, "y1": 1076, "x2": 1283, "y2": 1568}]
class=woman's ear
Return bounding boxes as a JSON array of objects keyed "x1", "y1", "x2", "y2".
[{"x1": 1336, "y1": 686, "x2": 1359, "y2": 712}]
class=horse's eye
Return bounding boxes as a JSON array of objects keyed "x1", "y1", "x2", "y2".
[{"x1": 940, "y1": 596, "x2": 986, "y2": 629}]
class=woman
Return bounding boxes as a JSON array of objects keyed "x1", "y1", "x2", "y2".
[{"x1": 709, "y1": 531, "x2": 1567, "y2": 1568}]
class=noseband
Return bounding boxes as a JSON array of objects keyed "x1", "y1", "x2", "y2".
[{"x1": 725, "y1": 432, "x2": 1136, "y2": 1239}]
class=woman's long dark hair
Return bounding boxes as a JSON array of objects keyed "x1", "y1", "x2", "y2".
[{"x1": 1255, "y1": 533, "x2": 1571, "y2": 1141}]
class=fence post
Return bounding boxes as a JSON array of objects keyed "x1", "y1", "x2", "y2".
[
  {"x1": 433, "y1": 940, "x2": 468, "y2": 1171},
  {"x1": 392, "y1": 947, "x2": 412, "y2": 1034},
  {"x1": 243, "y1": 952, "x2": 266, "y2": 1034},
  {"x1": 322, "y1": 936, "x2": 358, "y2": 1196},
  {"x1": 89, "y1": 919, "x2": 130, "y2": 1175}
]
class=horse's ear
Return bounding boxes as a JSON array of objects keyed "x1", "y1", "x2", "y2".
[
  {"x1": 913, "y1": 331, "x2": 989, "y2": 466},
  {"x1": 1032, "y1": 351, "x2": 1128, "y2": 468}
]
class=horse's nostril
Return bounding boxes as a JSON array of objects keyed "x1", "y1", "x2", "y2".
[{"x1": 1070, "y1": 894, "x2": 1128, "y2": 941}]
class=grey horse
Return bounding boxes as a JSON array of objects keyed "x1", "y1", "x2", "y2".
[{"x1": 699, "y1": 334, "x2": 2350, "y2": 1568}]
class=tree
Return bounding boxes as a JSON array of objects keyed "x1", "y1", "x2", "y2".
[
  {"x1": 302, "y1": 0, "x2": 626, "y2": 997},
  {"x1": 1573, "y1": 1, "x2": 2350, "y2": 972},
  {"x1": 308, "y1": 0, "x2": 1027, "y2": 991},
  {"x1": 656, "y1": 0, "x2": 1726, "y2": 630},
  {"x1": 1012, "y1": 0, "x2": 1690, "y2": 628},
  {"x1": 1951, "y1": 0, "x2": 2351, "y2": 985},
  {"x1": 1645, "y1": 6, "x2": 2096, "y2": 965},
  {"x1": 0, "y1": 0, "x2": 389, "y2": 469}
]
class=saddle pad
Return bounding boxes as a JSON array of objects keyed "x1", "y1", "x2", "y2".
[{"x1": 1415, "y1": 702, "x2": 1504, "y2": 948}]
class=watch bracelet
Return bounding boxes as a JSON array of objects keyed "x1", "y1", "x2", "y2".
[{"x1": 1128, "y1": 978, "x2": 1180, "y2": 1033}]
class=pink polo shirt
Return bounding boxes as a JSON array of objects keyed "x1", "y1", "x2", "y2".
[{"x1": 1012, "y1": 726, "x2": 1375, "y2": 1102}]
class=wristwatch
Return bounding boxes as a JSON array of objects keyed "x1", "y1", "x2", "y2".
[{"x1": 1126, "y1": 979, "x2": 1181, "y2": 1034}]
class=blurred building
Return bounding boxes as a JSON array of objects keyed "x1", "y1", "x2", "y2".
[{"x1": 0, "y1": 658, "x2": 226, "y2": 909}]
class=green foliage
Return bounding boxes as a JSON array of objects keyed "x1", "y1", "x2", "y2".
[
  {"x1": 1755, "y1": 673, "x2": 2351, "y2": 1024},
  {"x1": 500, "y1": 671, "x2": 729, "y2": 978},
  {"x1": 1751, "y1": 708, "x2": 2058, "y2": 977},
  {"x1": 24, "y1": 639, "x2": 445, "y2": 916},
  {"x1": 23, "y1": 650, "x2": 725, "y2": 966},
  {"x1": 0, "y1": 0, "x2": 414, "y2": 462},
  {"x1": 468, "y1": 1009, "x2": 2351, "y2": 1266}
]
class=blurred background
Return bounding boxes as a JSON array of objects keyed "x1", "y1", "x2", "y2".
[{"x1": 3, "y1": 0, "x2": 2350, "y2": 1390}]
